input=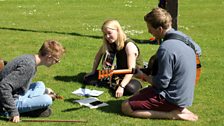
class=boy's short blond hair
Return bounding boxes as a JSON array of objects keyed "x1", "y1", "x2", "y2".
[{"x1": 38, "y1": 40, "x2": 65, "y2": 58}]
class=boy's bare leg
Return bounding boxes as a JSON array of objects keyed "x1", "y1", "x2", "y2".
[{"x1": 121, "y1": 101, "x2": 198, "y2": 121}]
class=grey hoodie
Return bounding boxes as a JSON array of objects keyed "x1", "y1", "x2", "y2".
[{"x1": 0, "y1": 54, "x2": 36, "y2": 117}]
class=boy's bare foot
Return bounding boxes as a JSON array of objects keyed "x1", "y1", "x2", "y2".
[{"x1": 170, "y1": 108, "x2": 198, "y2": 121}]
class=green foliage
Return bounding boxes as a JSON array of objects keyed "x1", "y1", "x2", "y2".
[{"x1": 0, "y1": 0, "x2": 224, "y2": 125}]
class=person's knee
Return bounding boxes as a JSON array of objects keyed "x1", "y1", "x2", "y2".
[
  {"x1": 121, "y1": 100, "x2": 128, "y2": 113},
  {"x1": 36, "y1": 81, "x2": 45, "y2": 86},
  {"x1": 124, "y1": 79, "x2": 142, "y2": 95},
  {"x1": 17, "y1": 95, "x2": 52, "y2": 113},
  {"x1": 42, "y1": 94, "x2": 53, "y2": 106},
  {"x1": 31, "y1": 81, "x2": 45, "y2": 89},
  {"x1": 121, "y1": 100, "x2": 132, "y2": 115}
]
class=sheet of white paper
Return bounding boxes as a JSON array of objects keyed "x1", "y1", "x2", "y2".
[
  {"x1": 74, "y1": 97, "x2": 108, "y2": 109},
  {"x1": 72, "y1": 88, "x2": 104, "y2": 97}
]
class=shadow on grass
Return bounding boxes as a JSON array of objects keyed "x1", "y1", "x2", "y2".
[
  {"x1": 97, "y1": 99, "x2": 124, "y2": 116},
  {"x1": 63, "y1": 98, "x2": 125, "y2": 115},
  {"x1": 61, "y1": 98, "x2": 86, "y2": 112},
  {"x1": 0, "y1": 116, "x2": 8, "y2": 122},
  {"x1": 54, "y1": 72, "x2": 87, "y2": 88},
  {"x1": 54, "y1": 72, "x2": 113, "y2": 93},
  {"x1": 54, "y1": 72, "x2": 86, "y2": 83},
  {"x1": 61, "y1": 106, "x2": 85, "y2": 112},
  {"x1": 0, "y1": 27, "x2": 158, "y2": 45},
  {"x1": 0, "y1": 27, "x2": 101, "y2": 39}
]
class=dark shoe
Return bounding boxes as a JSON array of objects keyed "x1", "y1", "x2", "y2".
[
  {"x1": 83, "y1": 72, "x2": 99, "y2": 86},
  {"x1": 38, "y1": 107, "x2": 52, "y2": 117},
  {"x1": 20, "y1": 107, "x2": 52, "y2": 117}
]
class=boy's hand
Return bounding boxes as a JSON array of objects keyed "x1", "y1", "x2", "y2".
[
  {"x1": 134, "y1": 68, "x2": 144, "y2": 79},
  {"x1": 10, "y1": 115, "x2": 20, "y2": 123},
  {"x1": 46, "y1": 88, "x2": 54, "y2": 94}
]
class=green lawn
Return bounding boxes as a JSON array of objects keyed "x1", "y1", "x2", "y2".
[{"x1": 0, "y1": 0, "x2": 224, "y2": 126}]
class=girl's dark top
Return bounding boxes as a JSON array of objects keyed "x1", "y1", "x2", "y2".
[{"x1": 109, "y1": 38, "x2": 143, "y2": 69}]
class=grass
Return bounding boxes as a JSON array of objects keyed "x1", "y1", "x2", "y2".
[{"x1": 0, "y1": 0, "x2": 224, "y2": 125}]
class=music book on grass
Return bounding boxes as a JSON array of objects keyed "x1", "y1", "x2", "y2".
[
  {"x1": 72, "y1": 88, "x2": 104, "y2": 97},
  {"x1": 74, "y1": 97, "x2": 108, "y2": 109}
]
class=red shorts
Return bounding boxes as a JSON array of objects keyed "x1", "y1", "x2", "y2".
[{"x1": 128, "y1": 87, "x2": 183, "y2": 112}]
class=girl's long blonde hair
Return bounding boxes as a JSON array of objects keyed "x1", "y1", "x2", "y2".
[{"x1": 101, "y1": 19, "x2": 127, "y2": 53}]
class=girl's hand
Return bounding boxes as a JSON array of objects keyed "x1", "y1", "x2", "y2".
[{"x1": 115, "y1": 86, "x2": 124, "y2": 98}]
